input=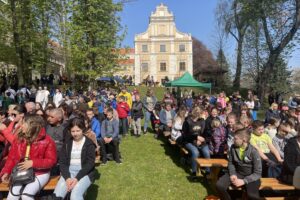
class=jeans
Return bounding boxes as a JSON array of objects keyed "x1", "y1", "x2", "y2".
[
  {"x1": 119, "y1": 118, "x2": 128, "y2": 135},
  {"x1": 132, "y1": 118, "x2": 141, "y2": 135},
  {"x1": 8, "y1": 173, "x2": 50, "y2": 200},
  {"x1": 143, "y1": 111, "x2": 155, "y2": 132},
  {"x1": 185, "y1": 143, "x2": 211, "y2": 173},
  {"x1": 252, "y1": 110, "x2": 257, "y2": 120},
  {"x1": 216, "y1": 173, "x2": 261, "y2": 200},
  {"x1": 54, "y1": 165, "x2": 92, "y2": 200}
]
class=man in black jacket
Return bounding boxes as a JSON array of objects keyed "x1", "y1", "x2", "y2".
[{"x1": 216, "y1": 128, "x2": 262, "y2": 200}]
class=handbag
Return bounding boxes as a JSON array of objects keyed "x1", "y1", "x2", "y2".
[{"x1": 10, "y1": 144, "x2": 35, "y2": 196}]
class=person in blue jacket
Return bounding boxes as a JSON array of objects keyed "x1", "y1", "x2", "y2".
[{"x1": 86, "y1": 108, "x2": 101, "y2": 140}]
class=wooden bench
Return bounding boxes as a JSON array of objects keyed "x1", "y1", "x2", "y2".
[
  {"x1": 0, "y1": 176, "x2": 60, "y2": 192},
  {"x1": 259, "y1": 178, "x2": 295, "y2": 191},
  {"x1": 196, "y1": 158, "x2": 228, "y2": 191}
]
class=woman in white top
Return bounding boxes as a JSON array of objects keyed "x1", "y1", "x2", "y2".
[
  {"x1": 53, "y1": 118, "x2": 96, "y2": 200},
  {"x1": 171, "y1": 107, "x2": 187, "y2": 141}
]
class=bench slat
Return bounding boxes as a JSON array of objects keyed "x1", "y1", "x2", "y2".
[{"x1": 196, "y1": 158, "x2": 228, "y2": 167}]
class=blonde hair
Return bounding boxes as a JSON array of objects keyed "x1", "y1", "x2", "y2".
[
  {"x1": 211, "y1": 119, "x2": 222, "y2": 128},
  {"x1": 18, "y1": 114, "x2": 45, "y2": 144},
  {"x1": 270, "y1": 103, "x2": 278, "y2": 110},
  {"x1": 191, "y1": 106, "x2": 201, "y2": 119}
]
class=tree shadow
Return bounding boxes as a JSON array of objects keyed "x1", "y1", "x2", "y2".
[{"x1": 85, "y1": 171, "x2": 101, "y2": 200}]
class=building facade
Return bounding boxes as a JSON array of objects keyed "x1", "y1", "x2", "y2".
[
  {"x1": 134, "y1": 3, "x2": 193, "y2": 85},
  {"x1": 115, "y1": 48, "x2": 135, "y2": 78}
]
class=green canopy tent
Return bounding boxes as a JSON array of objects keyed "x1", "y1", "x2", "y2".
[{"x1": 165, "y1": 72, "x2": 212, "y2": 91}]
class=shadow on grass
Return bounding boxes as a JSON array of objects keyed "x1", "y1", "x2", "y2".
[
  {"x1": 85, "y1": 171, "x2": 101, "y2": 200},
  {"x1": 159, "y1": 141, "x2": 191, "y2": 175},
  {"x1": 157, "y1": 135, "x2": 213, "y2": 197}
]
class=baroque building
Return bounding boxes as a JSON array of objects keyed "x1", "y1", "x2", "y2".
[{"x1": 134, "y1": 3, "x2": 193, "y2": 85}]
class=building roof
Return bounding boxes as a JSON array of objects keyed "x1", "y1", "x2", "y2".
[
  {"x1": 118, "y1": 48, "x2": 135, "y2": 55},
  {"x1": 119, "y1": 59, "x2": 134, "y2": 65}
]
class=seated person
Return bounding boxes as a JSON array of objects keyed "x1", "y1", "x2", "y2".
[
  {"x1": 0, "y1": 114, "x2": 57, "y2": 199},
  {"x1": 158, "y1": 103, "x2": 176, "y2": 138},
  {"x1": 54, "y1": 118, "x2": 96, "y2": 200},
  {"x1": 272, "y1": 122, "x2": 290, "y2": 160},
  {"x1": 98, "y1": 108, "x2": 121, "y2": 164},
  {"x1": 179, "y1": 107, "x2": 208, "y2": 176},
  {"x1": 171, "y1": 107, "x2": 187, "y2": 141},
  {"x1": 216, "y1": 128, "x2": 261, "y2": 200},
  {"x1": 250, "y1": 120, "x2": 283, "y2": 177},
  {"x1": 209, "y1": 118, "x2": 226, "y2": 157},
  {"x1": 279, "y1": 125, "x2": 300, "y2": 185},
  {"x1": 226, "y1": 113, "x2": 237, "y2": 150}
]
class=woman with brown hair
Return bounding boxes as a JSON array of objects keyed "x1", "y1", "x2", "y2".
[{"x1": 0, "y1": 114, "x2": 57, "y2": 199}]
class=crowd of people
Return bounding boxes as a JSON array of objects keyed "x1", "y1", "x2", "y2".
[{"x1": 0, "y1": 84, "x2": 300, "y2": 199}]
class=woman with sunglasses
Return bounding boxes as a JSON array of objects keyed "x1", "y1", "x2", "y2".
[{"x1": 0, "y1": 105, "x2": 26, "y2": 144}]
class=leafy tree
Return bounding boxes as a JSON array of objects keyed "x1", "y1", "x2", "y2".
[
  {"x1": 68, "y1": 0, "x2": 124, "y2": 81},
  {"x1": 216, "y1": 48, "x2": 231, "y2": 87}
]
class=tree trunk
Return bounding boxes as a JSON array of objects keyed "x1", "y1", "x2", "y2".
[
  {"x1": 10, "y1": 0, "x2": 24, "y2": 86},
  {"x1": 233, "y1": 33, "x2": 244, "y2": 89}
]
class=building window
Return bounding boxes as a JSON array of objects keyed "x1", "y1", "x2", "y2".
[
  {"x1": 160, "y1": 62, "x2": 167, "y2": 71},
  {"x1": 141, "y1": 63, "x2": 148, "y2": 72},
  {"x1": 160, "y1": 44, "x2": 166, "y2": 52},
  {"x1": 179, "y1": 44, "x2": 185, "y2": 52},
  {"x1": 142, "y1": 45, "x2": 148, "y2": 52},
  {"x1": 179, "y1": 62, "x2": 186, "y2": 71}
]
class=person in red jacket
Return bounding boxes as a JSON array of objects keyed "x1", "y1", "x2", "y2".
[
  {"x1": 0, "y1": 105, "x2": 25, "y2": 171},
  {"x1": 116, "y1": 96, "x2": 130, "y2": 136},
  {"x1": 0, "y1": 114, "x2": 57, "y2": 199}
]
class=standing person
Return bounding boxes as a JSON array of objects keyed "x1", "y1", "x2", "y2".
[
  {"x1": 131, "y1": 94, "x2": 143, "y2": 137},
  {"x1": 116, "y1": 96, "x2": 130, "y2": 136},
  {"x1": 217, "y1": 92, "x2": 227, "y2": 109},
  {"x1": 0, "y1": 114, "x2": 57, "y2": 199},
  {"x1": 35, "y1": 87, "x2": 43, "y2": 106},
  {"x1": 252, "y1": 95, "x2": 260, "y2": 121},
  {"x1": 99, "y1": 108, "x2": 121, "y2": 164},
  {"x1": 53, "y1": 88, "x2": 63, "y2": 108},
  {"x1": 53, "y1": 118, "x2": 95, "y2": 200},
  {"x1": 142, "y1": 89, "x2": 157, "y2": 133},
  {"x1": 42, "y1": 86, "x2": 50, "y2": 109},
  {"x1": 216, "y1": 129, "x2": 262, "y2": 200},
  {"x1": 118, "y1": 87, "x2": 132, "y2": 126},
  {"x1": 29, "y1": 85, "x2": 37, "y2": 102}
]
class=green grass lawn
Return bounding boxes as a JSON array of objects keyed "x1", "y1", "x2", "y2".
[
  {"x1": 86, "y1": 133, "x2": 212, "y2": 200},
  {"x1": 84, "y1": 86, "x2": 265, "y2": 199}
]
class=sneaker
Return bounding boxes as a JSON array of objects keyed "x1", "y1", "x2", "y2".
[{"x1": 101, "y1": 161, "x2": 107, "y2": 165}]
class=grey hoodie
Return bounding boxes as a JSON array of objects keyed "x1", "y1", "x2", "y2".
[{"x1": 228, "y1": 144, "x2": 262, "y2": 184}]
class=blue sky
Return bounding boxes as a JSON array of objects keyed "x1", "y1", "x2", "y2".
[{"x1": 119, "y1": 0, "x2": 299, "y2": 68}]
